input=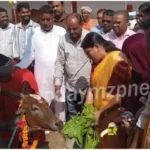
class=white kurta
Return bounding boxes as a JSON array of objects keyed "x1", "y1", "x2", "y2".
[{"x1": 16, "y1": 26, "x2": 66, "y2": 121}]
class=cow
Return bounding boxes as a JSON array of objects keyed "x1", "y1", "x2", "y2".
[
  {"x1": 0, "y1": 93, "x2": 64, "y2": 148},
  {"x1": 96, "y1": 105, "x2": 129, "y2": 148},
  {"x1": 15, "y1": 94, "x2": 63, "y2": 131}
]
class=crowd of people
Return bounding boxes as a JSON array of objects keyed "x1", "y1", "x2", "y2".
[{"x1": 1, "y1": 1, "x2": 150, "y2": 148}]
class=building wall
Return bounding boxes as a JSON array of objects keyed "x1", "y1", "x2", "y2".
[
  {"x1": 0, "y1": 1, "x2": 148, "y2": 21},
  {"x1": 0, "y1": 1, "x2": 72, "y2": 21},
  {"x1": 77, "y1": 1, "x2": 148, "y2": 18}
]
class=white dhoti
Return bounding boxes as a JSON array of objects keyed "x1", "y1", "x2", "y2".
[{"x1": 34, "y1": 36, "x2": 66, "y2": 122}]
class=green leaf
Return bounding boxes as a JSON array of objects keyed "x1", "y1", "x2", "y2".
[{"x1": 61, "y1": 104, "x2": 99, "y2": 149}]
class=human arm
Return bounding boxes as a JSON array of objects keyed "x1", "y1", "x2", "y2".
[
  {"x1": 136, "y1": 96, "x2": 150, "y2": 130},
  {"x1": 54, "y1": 37, "x2": 65, "y2": 97},
  {"x1": 130, "y1": 96, "x2": 150, "y2": 148},
  {"x1": 15, "y1": 32, "x2": 35, "y2": 69},
  {"x1": 12, "y1": 26, "x2": 19, "y2": 59},
  {"x1": 129, "y1": 105, "x2": 149, "y2": 149},
  {"x1": 85, "y1": 87, "x2": 94, "y2": 104}
]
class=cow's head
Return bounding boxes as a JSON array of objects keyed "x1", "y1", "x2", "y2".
[{"x1": 15, "y1": 94, "x2": 63, "y2": 131}]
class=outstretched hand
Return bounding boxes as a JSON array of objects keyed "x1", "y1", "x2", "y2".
[{"x1": 55, "y1": 85, "x2": 62, "y2": 98}]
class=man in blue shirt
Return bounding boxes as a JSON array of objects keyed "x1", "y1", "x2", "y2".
[
  {"x1": 91, "y1": 9, "x2": 115, "y2": 36},
  {"x1": 91, "y1": 9, "x2": 105, "y2": 33}
]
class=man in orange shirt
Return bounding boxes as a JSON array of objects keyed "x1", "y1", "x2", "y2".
[{"x1": 81, "y1": 6, "x2": 94, "y2": 31}]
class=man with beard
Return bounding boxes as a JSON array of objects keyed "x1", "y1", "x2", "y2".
[
  {"x1": 0, "y1": 8, "x2": 16, "y2": 58},
  {"x1": 13, "y1": 2, "x2": 39, "y2": 60},
  {"x1": 13, "y1": 5, "x2": 66, "y2": 122},
  {"x1": 52, "y1": 1, "x2": 68, "y2": 29},
  {"x1": 104, "y1": 10, "x2": 135, "y2": 49},
  {"x1": 54, "y1": 13, "x2": 91, "y2": 121}
]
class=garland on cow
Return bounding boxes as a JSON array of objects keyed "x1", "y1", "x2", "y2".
[{"x1": 17, "y1": 101, "x2": 39, "y2": 149}]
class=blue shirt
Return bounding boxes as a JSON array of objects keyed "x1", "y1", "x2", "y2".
[
  {"x1": 91, "y1": 25, "x2": 101, "y2": 33},
  {"x1": 90, "y1": 25, "x2": 105, "y2": 36}
]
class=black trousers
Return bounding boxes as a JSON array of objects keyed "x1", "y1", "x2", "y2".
[{"x1": 65, "y1": 89, "x2": 87, "y2": 121}]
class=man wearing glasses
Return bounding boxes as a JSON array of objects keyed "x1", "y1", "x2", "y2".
[
  {"x1": 91, "y1": 9, "x2": 115, "y2": 36},
  {"x1": 103, "y1": 10, "x2": 135, "y2": 49}
]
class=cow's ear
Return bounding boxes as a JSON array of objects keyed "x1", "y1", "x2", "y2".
[
  {"x1": 15, "y1": 106, "x2": 25, "y2": 115},
  {"x1": 16, "y1": 94, "x2": 28, "y2": 115},
  {"x1": 15, "y1": 103, "x2": 27, "y2": 115}
]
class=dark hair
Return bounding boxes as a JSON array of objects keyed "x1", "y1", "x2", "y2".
[
  {"x1": 139, "y1": 2, "x2": 150, "y2": 15},
  {"x1": 66, "y1": 13, "x2": 82, "y2": 24},
  {"x1": 115, "y1": 10, "x2": 129, "y2": 21},
  {"x1": 97, "y1": 9, "x2": 105, "y2": 14},
  {"x1": 0, "y1": 8, "x2": 7, "y2": 13},
  {"x1": 140, "y1": 18, "x2": 150, "y2": 30},
  {"x1": 17, "y1": 2, "x2": 30, "y2": 12},
  {"x1": 47, "y1": 1, "x2": 52, "y2": 4},
  {"x1": 103, "y1": 9, "x2": 115, "y2": 16},
  {"x1": 81, "y1": 32, "x2": 119, "y2": 52},
  {"x1": 39, "y1": 5, "x2": 54, "y2": 15},
  {"x1": 60, "y1": 1, "x2": 64, "y2": 5},
  {"x1": 51, "y1": 1, "x2": 64, "y2": 5}
]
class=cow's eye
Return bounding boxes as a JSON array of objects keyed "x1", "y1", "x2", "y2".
[{"x1": 31, "y1": 104, "x2": 39, "y2": 111}]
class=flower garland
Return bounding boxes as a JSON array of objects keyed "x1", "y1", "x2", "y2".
[{"x1": 17, "y1": 101, "x2": 39, "y2": 149}]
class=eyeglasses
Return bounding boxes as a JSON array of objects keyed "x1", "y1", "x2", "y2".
[{"x1": 102, "y1": 20, "x2": 112, "y2": 23}]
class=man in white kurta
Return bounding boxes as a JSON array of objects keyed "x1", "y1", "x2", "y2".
[
  {"x1": 0, "y1": 8, "x2": 17, "y2": 58},
  {"x1": 15, "y1": 5, "x2": 66, "y2": 122}
]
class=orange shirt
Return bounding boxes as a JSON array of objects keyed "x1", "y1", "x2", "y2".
[{"x1": 82, "y1": 19, "x2": 94, "y2": 31}]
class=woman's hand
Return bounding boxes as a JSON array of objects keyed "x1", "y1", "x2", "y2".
[
  {"x1": 121, "y1": 119, "x2": 130, "y2": 129},
  {"x1": 94, "y1": 110, "x2": 102, "y2": 124},
  {"x1": 85, "y1": 88, "x2": 93, "y2": 104}
]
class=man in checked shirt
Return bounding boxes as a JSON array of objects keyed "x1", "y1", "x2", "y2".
[{"x1": 54, "y1": 13, "x2": 91, "y2": 121}]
